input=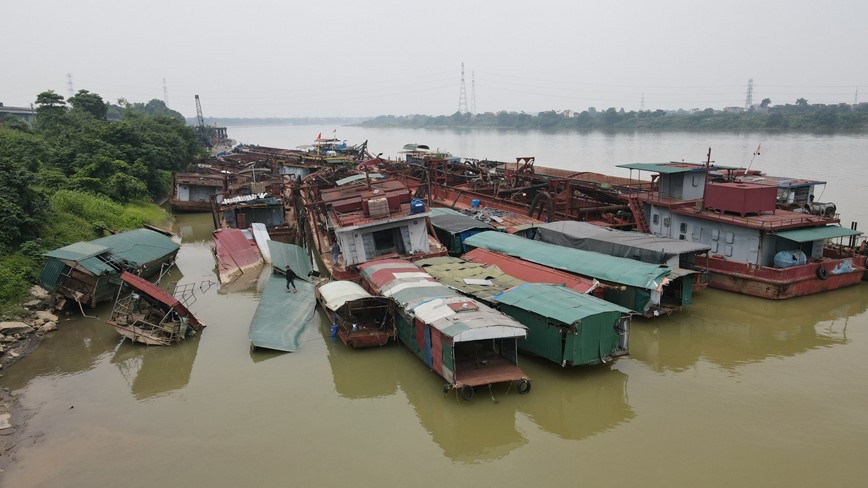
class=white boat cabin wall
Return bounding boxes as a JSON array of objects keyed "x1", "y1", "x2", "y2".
[{"x1": 336, "y1": 216, "x2": 431, "y2": 266}]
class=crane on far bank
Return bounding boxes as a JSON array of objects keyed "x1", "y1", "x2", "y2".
[{"x1": 194, "y1": 95, "x2": 211, "y2": 148}]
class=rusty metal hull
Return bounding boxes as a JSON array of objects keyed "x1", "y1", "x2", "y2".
[{"x1": 705, "y1": 256, "x2": 865, "y2": 299}]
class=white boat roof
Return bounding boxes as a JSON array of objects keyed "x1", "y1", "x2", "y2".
[{"x1": 318, "y1": 281, "x2": 373, "y2": 311}]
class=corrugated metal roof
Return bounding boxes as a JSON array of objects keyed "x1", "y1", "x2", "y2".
[
  {"x1": 428, "y1": 207, "x2": 463, "y2": 217},
  {"x1": 249, "y1": 275, "x2": 316, "y2": 352},
  {"x1": 44, "y1": 242, "x2": 110, "y2": 261},
  {"x1": 462, "y1": 248, "x2": 595, "y2": 292},
  {"x1": 120, "y1": 272, "x2": 204, "y2": 331},
  {"x1": 415, "y1": 256, "x2": 524, "y2": 302},
  {"x1": 412, "y1": 296, "x2": 526, "y2": 342},
  {"x1": 536, "y1": 221, "x2": 711, "y2": 258},
  {"x1": 464, "y1": 231, "x2": 671, "y2": 290},
  {"x1": 494, "y1": 283, "x2": 632, "y2": 325},
  {"x1": 617, "y1": 162, "x2": 709, "y2": 174},
  {"x1": 775, "y1": 226, "x2": 862, "y2": 243},
  {"x1": 91, "y1": 229, "x2": 180, "y2": 267},
  {"x1": 268, "y1": 240, "x2": 313, "y2": 279},
  {"x1": 430, "y1": 213, "x2": 494, "y2": 234}
]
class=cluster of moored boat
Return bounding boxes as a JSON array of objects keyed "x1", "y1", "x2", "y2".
[{"x1": 38, "y1": 136, "x2": 867, "y2": 400}]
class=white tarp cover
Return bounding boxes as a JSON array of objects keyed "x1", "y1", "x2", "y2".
[{"x1": 318, "y1": 281, "x2": 372, "y2": 311}]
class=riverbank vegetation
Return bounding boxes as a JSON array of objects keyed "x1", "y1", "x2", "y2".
[
  {"x1": 362, "y1": 99, "x2": 868, "y2": 131},
  {"x1": 0, "y1": 90, "x2": 203, "y2": 317}
]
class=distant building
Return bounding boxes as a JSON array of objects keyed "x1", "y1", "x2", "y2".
[
  {"x1": 723, "y1": 106, "x2": 745, "y2": 113},
  {"x1": 0, "y1": 103, "x2": 36, "y2": 124},
  {"x1": 0, "y1": 102, "x2": 36, "y2": 124}
]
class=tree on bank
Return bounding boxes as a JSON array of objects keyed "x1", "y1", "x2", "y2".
[{"x1": 0, "y1": 89, "x2": 204, "y2": 315}]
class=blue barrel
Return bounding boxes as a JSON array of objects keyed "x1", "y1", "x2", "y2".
[
  {"x1": 471, "y1": 199, "x2": 481, "y2": 208},
  {"x1": 410, "y1": 198, "x2": 425, "y2": 214}
]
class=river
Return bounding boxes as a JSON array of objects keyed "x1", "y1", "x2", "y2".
[{"x1": 2, "y1": 128, "x2": 868, "y2": 487}]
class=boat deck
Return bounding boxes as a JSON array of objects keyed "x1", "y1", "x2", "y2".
[{"x1": 454, "y1": 356, "x2": 527, "y2": 387}]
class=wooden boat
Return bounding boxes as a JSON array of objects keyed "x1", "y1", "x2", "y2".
[
  {"x1": 38, "y1": 228, "x2": 180, "y2": 310},
  {"x1": 316, "y1": 280, "x2": 396, "y2": 348},
  {"x1": 106, "y1": 272, "x2": 205, "y2": 346},
  {"x1": 618, "y1": 156, "x2": 865, "y2": 299},
  {"x1": 359, "y1": 259, "x2": 531, "y2": 400}
]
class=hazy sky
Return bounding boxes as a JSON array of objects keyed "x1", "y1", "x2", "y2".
[{"x1": 4, "y1": 0, "x2": 866, "y2": 119}]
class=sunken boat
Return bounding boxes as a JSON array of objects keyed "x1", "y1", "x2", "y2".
[
  {"x1": 106, "y1": 271, "x2": 205, "y2": 346},
  {"x1": 38, "y1": 228, "x2": 180, "y2": 309}
]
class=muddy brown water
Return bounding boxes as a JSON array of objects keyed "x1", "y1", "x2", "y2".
[{"x1": 4, "y1": 130, "x2": 868, "y2": 487}]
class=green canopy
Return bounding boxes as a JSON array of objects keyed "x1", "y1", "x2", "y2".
[{"x1": 775, "y1": 226, "x2": 862, "y2": 243}]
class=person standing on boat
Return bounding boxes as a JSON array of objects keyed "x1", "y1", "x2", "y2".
[
  {"x1": 285, "y1": 266, "x2": 298, "y2": 293},
  {"x1": 331, "y1": 241, "x2": 342, "y2": 266}
]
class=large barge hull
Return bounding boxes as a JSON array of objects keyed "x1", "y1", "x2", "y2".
[{"x1": 706, "y1": 256, "x2": 865, "y2": 299}]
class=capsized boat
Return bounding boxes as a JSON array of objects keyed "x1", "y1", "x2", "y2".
[
  {"x1": 106, "y1": 272, "x2": 205, "y2": 346},
  {"x1": 316, "y1": 280, "x2": 396, "y2": 348}
]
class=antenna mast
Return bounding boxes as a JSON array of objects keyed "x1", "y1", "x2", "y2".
[
  {"x1": 163, "y1": 78, "x2": 170, "y2": 108},
  {"x1": 67, "y1": 73, "x2": 74, "y2": 98},
  {"x1": 458, "y1": 62, "x2": 468, "y2": 114}
]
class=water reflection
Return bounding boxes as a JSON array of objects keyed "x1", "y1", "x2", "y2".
[
  {"x1": 319, "y1": 314, "x2": 400, "y2": 399},
  {"x1": 175, "y1": 212, "x2": 216, "y2": 243},
  {"x1": 1, "y1": 309, "x2": 119, "y2": 390},
  {"x1": 631, "y1": 285, "x2": 868, "y2": 372},
  {"x1": 395, "y1": 350, "x2": 528, "y2": 463},
  {"x1": 110, "y1": 336, "x2": 201, "y2": 400},
  {"x1": 516, "y1": 358, "x2": 635, "y2": 441}
]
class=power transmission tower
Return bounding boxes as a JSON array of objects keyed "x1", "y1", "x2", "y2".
[
  {"x1": 854, "y1": 88, "x2": 859, "y2": 106},
  {"x1": 640, "y1": 93, "x2": 645, "y2": 111},
  {"x1": 163, "y1": 78, "x2": 170, "y2": 108},
  {"x1": 458, "y1": 62, "x2": 468, "y2": 114},
  {"x1": 67, "y1": 73, "x2": 74, "y2": 98},
  {"x1": 745, "y1": 79, "x2": 754, "y2": 110},
  {"x1": 471, "y1": 71, "x2": 476, "y2": 115}
]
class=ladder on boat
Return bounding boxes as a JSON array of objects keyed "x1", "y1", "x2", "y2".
[{"x1": 627, "y1": 195, "x2": 650, "y2": 233}]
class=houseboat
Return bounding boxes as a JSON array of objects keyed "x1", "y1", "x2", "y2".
[
  {"x1": 38, "y1": 228, "x2": 180, "y2": 309},
  {"x1": 617, "y1": 160, "x2": 864, "y2": 299},
  {"x1": 316, "y1": 280, "x2": 396, "y2": 348},
  {"x1": 534, "y1": 220, "x2": 711, "y2": 290},
  {"x1": 416, "y1": 256, "x2": 632, "y2": 367},
  {"x1": 463, "y1": 231, "x2": 685, "y2": 317},
  {"x1": 170, "y1": 170, "x2": 227, "y2": 213},
  {"x1": 358, "y1": 259, "x2": 531, "y2": 400},
  {"x1": 106, "y1": 271, "x2": 205, "y2": 346}
]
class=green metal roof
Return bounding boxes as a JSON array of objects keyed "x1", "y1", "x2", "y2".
[
  {"x1": 91, "y1": 229, "x2": 179, "y2": 267},
  {"x1": 249, "y1": 275, "x2": 316, "y2": 352},
  {"x1": 463, "y1": 231, "x2": 671, "y2": 290},
  {"x1": 494, "y1": 283, "x2": 632, "y2": 325},
  {"x1": 775, "y1": 226, "x2": 862, "y2": 243},
  {"x1": 617, "y1": 162, "x2": 741, "y2": 174},
  {"x1": 44, "y1": 242, "x2": 111, "y2": 261},
  {"x1": 415, "y1": 256, "x2": 525, "y2": 302},
  {"x1": 428, "y1": 207, "x2": 463, "y2": 217}
]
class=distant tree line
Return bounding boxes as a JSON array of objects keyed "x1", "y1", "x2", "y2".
[
  {"x1": 187, "y1": 116, "x2": 369, "y2": 127},
  {"x1": 361, "y1": 100, "x2": 868, "y2": 131},
  {"x1": 0, "y1": 89, "x2": 203, "y2": 315}
]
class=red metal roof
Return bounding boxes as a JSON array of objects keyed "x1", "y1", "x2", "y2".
[
  {"x1": 213, "y1": 228, "x2": 262, "y2": 277},
  {"x1": 358, "y1": 259, "x2": 430, "y2": 287},
  {"x1": 119, "y1": 272, "x2": 204, "y2": 331},
  {"x1": 462, "y1": 248, "x2": 595, "y2": 293}
]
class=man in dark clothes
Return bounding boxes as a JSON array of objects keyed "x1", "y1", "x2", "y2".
[{"x1": 285, "y1": 266, "x2": 297, "y2": 293}]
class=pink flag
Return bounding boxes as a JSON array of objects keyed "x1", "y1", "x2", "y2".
[{"x1": 316, "y1": 132, "x2": 322, "y2": 140}]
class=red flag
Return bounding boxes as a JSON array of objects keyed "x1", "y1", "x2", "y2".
[{"x1": 316, "y1": 132, "x2": 321, "y2": 140}]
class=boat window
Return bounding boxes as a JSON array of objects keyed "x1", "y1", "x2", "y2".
[
  {"x1": 372, "y1": 227, "x2": 407, "y2": 256},
  {"x1": 725, "y1": 231, "x2": 734, "y2": 244},
  {"x1": 711, "y1": 229, "x2": 719, "y2": 240},
  {"x1": 680, "y1": 223, "x2": 687, "y2": 233},
  {"x1": 725, "y1": 244, "x2": 733, "y2": 257},
  {"x1": 663, "y1": 217, "x2": 670, "y2": 228},
  {"x1": 652, "y1": 214, "x2": 659, "y2": 225}
]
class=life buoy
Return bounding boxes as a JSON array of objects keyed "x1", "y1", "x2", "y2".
[
  {"x1": 816, "y1": 266, "x2": 829, "y2": 280},
  {"x1": 459, "y1": 385, "x2": 475, "y2": 401},
  {"x1": 517, "y1": 379, "x2": 532, "y2": 395}
]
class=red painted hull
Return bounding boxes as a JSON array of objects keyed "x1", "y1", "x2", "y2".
[{"x1": 705, "y1": 255, "x2": 865, "y2": 299}]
